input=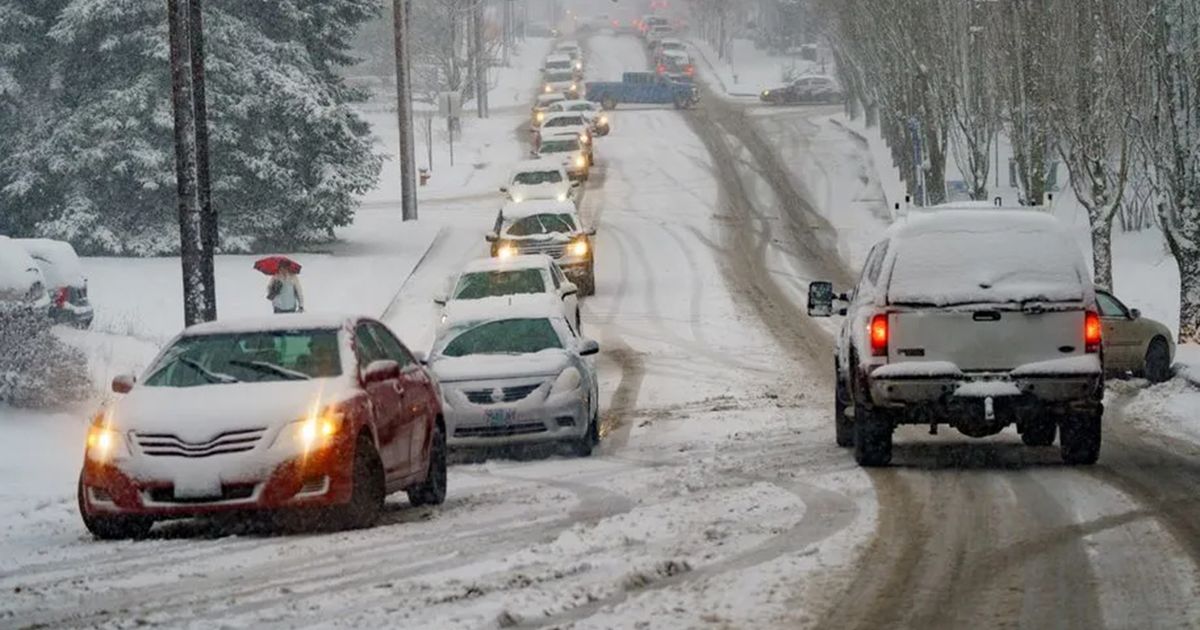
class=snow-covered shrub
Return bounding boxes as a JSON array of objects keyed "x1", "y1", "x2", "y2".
[{"x1": 0, "y1": 307, "x2": 91, "y2": 408}]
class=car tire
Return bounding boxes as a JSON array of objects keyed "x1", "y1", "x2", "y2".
[
  {"x1": 602, "y1": 97, "x2": 617, "y2": 110},
  {"x1": 835, "y1": 380, "x2": 854, "y2": 448},
  {"x1": 852, "y1": 375, "x2": 892, "y2": 466},
  {"x1": 1144, "y1": 338, "x2": 1172, "y2": 384},
  {"x1": 571, "y1": 404, "x2": 600, "y2": 457},
  {"x1": 78, "y1": 478, "x2": 153, "y2": 540},
  {"x1": 1020, "y1": 421, "x2": 1057, "y2": 447},
  {"x1": 1060, "y1": 408, "x2": 1102, "y2": 465},
  {"x1": 342, "y1": 436, "x2": 385, "y2": 529},
  {"x1": 408, "y1": 423, "x2": 448, "y2": 507}
]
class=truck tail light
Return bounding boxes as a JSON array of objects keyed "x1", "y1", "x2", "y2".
[
  {"x1": 1085, "y1": 311, "x2": 1102, "y2": 353},
  {"x1": 870, "y1": 314, "x2": 889, "y2": 357}
]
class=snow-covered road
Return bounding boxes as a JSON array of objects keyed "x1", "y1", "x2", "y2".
[{"x1": 6, "y1": 32, "x2": 1200, "y2": 630}]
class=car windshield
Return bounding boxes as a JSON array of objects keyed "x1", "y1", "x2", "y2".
[
  {"x1": 546, "y1": 71, "x2": 573, "y2": 82},
  {"x1": 143, "y1": 329, "x2": 341, "y2": 387},
  {"x1": 545, "y1": 116, "x2": 584, "y2": 127},
  {"x1": 453, "y1": 269, "x2": 546, "y2": 299},
  {"x1": 545, "y1": 61, "x2": 570, "y2": 70},
  {"x1": 568, "y1": 104, "x2": 592, "y2": 112},
  {"x1": 440, "y1": 318, "x2": 562, "y2": 357},
  {"x1": 506, "y1": 213, "x2": 575, "y2": 236},
  {"x1": 540, "y1": 139, "x2": 579, "y2": 152},
  {"x1": 513, "y1": 170, "x2": 562, "y2": 185}
]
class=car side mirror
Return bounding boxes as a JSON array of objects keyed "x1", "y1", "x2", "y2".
[
  {"x1": 499, "y1": 186, "x2": 508, "y2": 194},
  {"x1": 579, "y1": 339, "x2": 600, "y2": 356},
  {"x1": 807, "y1": 281, "x2": 836, "y2": 318},
  {"x1": 433, "y1": 295, "x2": 448, "y2": 307},
  {"x1": 571, "y1": 181, "x2": 582, "y2": 188},
  {"x1": 412, "y1": 350, "x2": 428, "y2": 366},
  {"x1": 562, "y1": 282, "x2": 579, "y2": 298},
  {"x1": 485, "y1": 233, "x2": 499, "y2": 243},
  {"x1": 362, "y1": 359, "x2": 401, "y2": 385},
  {"x1": 112, "y1": 373, "x2": 136, "y2": 394},
  {"x1": 586, "y1": 227, "x2": 597, "y2": 236},
  {"x1": 1131, "y1": 308, "x2": 1141, "y2": 320}
]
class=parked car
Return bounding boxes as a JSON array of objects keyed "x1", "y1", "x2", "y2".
[
  {"x1": 531, "y1": 92, "x2": 568, "y2": 129},
  {"x1": 0, "y1": 235, "x2": 50, "y2": 314},
  {"x1": 585, "y1": 72, "x2": 700, "y2": 110},
  {"x1": 487, "y1": 200, "x2": 597, "y2": 296},
  {"x1": 808, "y1": 209, "x2": 1105, "y2": 467},
  {"x1": 554, "y1": 42, "x2": 584, "y2": 72},
  {"x1": 536, "y1": 132, "x2": 591, "y2": 181},
  {"x1": 1096, "y1": 288, "x2": 1175, "y2": 383},
  {"x1": 546, "y1": 100, "x2": 611, "y2": 136},
  {"x1": 543, "y1": 53, "x2": 579, "y2": 79},
  {"x1": 656, "y1": 50, "x2": 695, "y2": 83},
  {"x1": 437, "y1": 255, "x2": 582, "y2": 332},
  {"x1": 652, "y1": 38, "x2": 687, "y2": 60},
  {"x1": 17, "y1": 238, "x2": 93, "y2": 328},
  {"x1": 77, "y1": 314, "x2": 447, "y2": 539},
  {"x1": 760, "y1": 75, "x2": 844, "y2": 105},
  {"x1": 500, "y1": 160, "x2": 580, "y2": 204},
  {"x1": 429, "y1": 306, "x2": 601, "y2": 455},
  {"x1": 542, "y1": 69, "x2": 580, "y2": 99}
]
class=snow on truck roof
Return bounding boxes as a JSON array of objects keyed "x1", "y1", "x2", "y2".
[
  {"x1": 883, "y1": 209, "x2": 1091, "y2": 307},
  {"x1": 183, "y1": 314, "x2": 366, "y2": 336},
  {"x1": 461, "y1": 255, "x2": 556, "y2": 273}
]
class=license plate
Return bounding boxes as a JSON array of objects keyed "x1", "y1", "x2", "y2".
[{"x1": 485, "y1": 408, "x2": 516, "y2": 427}]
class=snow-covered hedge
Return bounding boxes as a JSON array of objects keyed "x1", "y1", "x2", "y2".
[{"x1": 0, "y1": 308, "x2": 91, "y2": 408}]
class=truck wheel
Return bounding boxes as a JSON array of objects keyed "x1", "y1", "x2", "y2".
[
  {"x1": 602, "y1": 97, "x2": 617, "y2": 110},
  {"x1": 1144, "y1": 338, "x2": 1172, "y2": 384},
  {"x1": 1020, "y1": 421, "x2": 1056, "y2": 447},
  {"x1": 78, "y1": 478, "x2": 153, "y2": 540},
  {"x1": 407, "y1": 422, "x2": 447, "y2": 507},
  {"x1": 1060, "y1": 408, "x2": 1102, "y2": 465},
  {"x1": 835, "y1": 375, "x2": 853, "y2": 447}
]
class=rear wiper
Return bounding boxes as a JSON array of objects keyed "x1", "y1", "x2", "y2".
[
  {"x1": 179, "y1": 358, "x2": 239, "y2": 384},
  {"x1": 228, "y1": 360, "x2": 311, "y2": 381}
]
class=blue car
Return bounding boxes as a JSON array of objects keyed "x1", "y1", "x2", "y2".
[{"x1": 584, "y1": 72, "x2": 700, "y2": 110}]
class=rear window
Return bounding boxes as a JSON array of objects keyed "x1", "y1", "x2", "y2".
[
  {"x1": 454, "y1": 270, "x2": 546, "y2": 299},
  {"x1": 887, "y1": 228, "x2": 1085, "y2": 306}
]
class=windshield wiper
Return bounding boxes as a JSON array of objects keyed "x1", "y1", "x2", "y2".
[
  {"x1": 179, "y1": 358, "x2": 239, "y2": 384},
  {"x1": 228, "y1": 360, "x2": 311, "y2": 381}
]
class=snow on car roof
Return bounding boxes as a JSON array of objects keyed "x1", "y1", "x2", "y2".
[
  {"x1": 661, "y1": 50, "x2": 690, "y2": 60},
  {"x1": 659, "y1": 38, "x2": 684, "y2": 45},
  {"x1": 442, "y1": 293, "x2": 565, "y2": 328},
  {"x1": 501, "y1": 199, "x2": 578, "y2": 217},
  {"x1": 183, "y1": 313, "x2": 363, "y2": 336},
  {"x1": 509, "y1": 159, "x2": 567, "y2": 175},
  {"x1": 537, "y1": 92, "x2": 567, "y2": 104},
  {"x1": 885, "y1": 210, "x2": 1090, "y2": 306},
  {"x1": 15, "y1": 238, "x2": 86, "y2": 287},
  {"x1": 0, "y1": 235, "x2": 44, "y2": 292},
  {"x1": 542, "y1": 112, "x2": 587, "y2": 123},
  {"x1": 545, "y1": 53, "x2": 572, "y2": 62},
  {"x1": 461, "y1": 255, "x2": 555, "y2": 273}
]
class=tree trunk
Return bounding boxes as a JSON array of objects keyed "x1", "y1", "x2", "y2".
[
  {"x1": 1090, "y1": 209, "x2": 1115, "y2": 289},
  {"x1": 166, "y1": 0, "x2": 208, "y2": 327},
  {"x1": 1180, "y1": 264, "x2": 1200, "y2": 345},
  {"x1": 189, "y1": 0, "x2": 216, "y2": 322}
]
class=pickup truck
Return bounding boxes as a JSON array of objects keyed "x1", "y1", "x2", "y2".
[
  {"x1": 808, "y1": 208, "x2": 1105, "y2": 467},
  {"x1": 584, "y1": 72, "x2": 699, "y2": 110}
]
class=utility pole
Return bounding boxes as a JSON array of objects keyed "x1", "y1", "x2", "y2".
[
  {"x1": 474, "y1": 0, "x2": 489, "y2": 118},
  {"x1": 190, "y1": 0, "x2": 217, "y2": 321},
  {"x1": 392, "y1": 0, "x2": 418, "y2": 221},
  {"x1": 167, "y1": 0, "x2": 210, "y2": 327}
]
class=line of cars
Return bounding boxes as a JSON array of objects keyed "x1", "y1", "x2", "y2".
[
  {"x1": 0, "y1": 235, "x2": 93, "y2": 327},
  {"x1": 76, "y1": 39, "x2": 611, "y2": 540}
]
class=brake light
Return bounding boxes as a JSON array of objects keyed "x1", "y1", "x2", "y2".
[
  {"x1": 657, "y1": 64, "x2": 666, "y2": 75},
  {"x1": 685, "y1": 65, "x2": 695, "y2": 76},
  {"x1": 1085, "y1": 311, "x2": 1102, "y2": 353},
  {"x1": 869, "y1": 314, "x2": 889, "y2": 357},
  {"x1": 54, "y1": 287, "x2": 69, "y2": 307}
]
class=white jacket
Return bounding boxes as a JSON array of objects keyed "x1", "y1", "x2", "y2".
[{"x1": 271, "y1": 275, "x2": 304, "y2": 312}]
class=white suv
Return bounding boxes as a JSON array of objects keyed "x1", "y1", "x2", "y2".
[{"x1": 808, "y1": 209, "x2": 1104, "y2": 467}]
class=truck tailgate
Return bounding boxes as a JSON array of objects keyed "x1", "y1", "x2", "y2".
[{"x1": 887, "y1": 309, "x2": 1086, "y2": 373}]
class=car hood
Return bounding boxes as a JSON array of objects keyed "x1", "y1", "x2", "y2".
[
  {"x1": 432, "y1": 351, "x2": 571, "y2": 383},
  {"x1": 111, "y1": 379, "x2": 350, "y2": 443}
]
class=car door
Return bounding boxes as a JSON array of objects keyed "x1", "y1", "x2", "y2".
[
  {"x1": 1096, "y1": 291, "x2": 1140, "y2": 370},
  {"x1": 368, "y1": 322, "x2": 433, "y2": 478},
  {"x1": 354, "y1": 322, "x2": 409, "y2": 477}
]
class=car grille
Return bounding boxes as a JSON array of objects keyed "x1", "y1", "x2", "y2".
[
  {"x1": 464, "y1": 384, "x2": 542, "y2": 405},
  {"x1": 515, "y1": 241, "x2": 567, "y2": 259},
  {"x1": 134, "y1": 428, "x2": 266, "y2": 458},
  {"x1": 147, "y1": 483, "x2": 256, "y2": 504},
  {"x1": 455, "y1": 422, "x2": 548, "y2": 438}
]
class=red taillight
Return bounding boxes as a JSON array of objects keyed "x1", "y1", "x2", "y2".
[
  {"x1": 1085, "y1": 311, "x2": 1102, "y2": 353},
  {"x1": 869, "y1": 314, "x2": 889, "y2": 357},
  {"x1": 657, "y1": 64, "x2": 666, "y2": 74},
  {"x1": 685, "y1": 65, "x2": 695, "y2": 76},
  {"x1": 54, "y1": 287, "x2": 69, "y2": 307}
]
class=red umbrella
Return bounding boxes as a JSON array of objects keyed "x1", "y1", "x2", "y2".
[{"x1": 253, "y1": 256, "x2": 302, "y2": 276}]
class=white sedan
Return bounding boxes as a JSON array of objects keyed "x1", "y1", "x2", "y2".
[
  {"x1": 437, "y1": 255, "x2": 582, "y2": 332},
  {"x1": 500, "y1": 159, "x2": 580, "y2": 204}
]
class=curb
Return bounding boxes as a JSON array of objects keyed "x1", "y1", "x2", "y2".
[
  {"x1": 685, "y1": 39, "x2": 761, "y2": 99},
  {"x1": 379, "y1": 226, "x2": 447, "y2": 321}
]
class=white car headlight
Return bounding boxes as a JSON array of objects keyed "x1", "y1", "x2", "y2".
[{"x1": 550, "y1": 367, "x2": 583, "y2": 397}]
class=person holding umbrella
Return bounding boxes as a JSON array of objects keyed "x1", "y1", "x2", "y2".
[{"x1": 255, "y1": 256, "x2": 304, "y2": 314}]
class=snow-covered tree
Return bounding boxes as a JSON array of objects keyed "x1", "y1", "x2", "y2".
[
  {"x1": 1141, "y1": 0, "x2": 1200, "y2": 342},
  {"x1": 0, "y1": 0, "x2": 383, "y2": 255}
]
